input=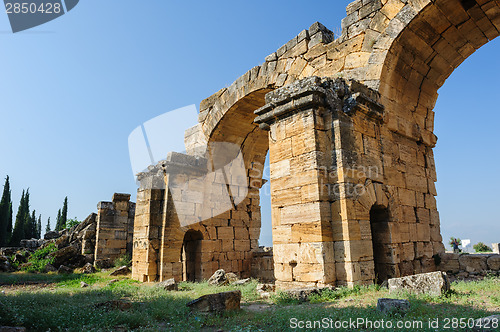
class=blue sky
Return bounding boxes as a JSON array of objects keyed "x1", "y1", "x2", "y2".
[{"x1": 0, "y1": 1, "x2": 497, "y2": 249}]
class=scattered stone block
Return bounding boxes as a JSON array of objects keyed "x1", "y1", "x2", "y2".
[
  {"x1": 388, "y1": 271, "x2": 450, "y2": 296},
  {"x1": 208, "y1": 269, "x2": 228, "y2": 286},
  {"x1": 57, "y1": 265, "x2": 73, "y2": 274},
  {"x1": 80, "y1": 281, "x2": 89, "y2": 288},
  {"x1": 157, "y1": 278, "x2": 177, "y2": 291},
  {"x1": 80, "y1": 263, "x2": 96, "y2": 274},
  {"x1": 110, "y1": 266, "x2": 131, "y2": 276},
  {"x1": 232, "y1": 278, "x2": 250, "y2": 285},
  {"x1": 186, "y1": 290, "x2": 241, "y2": 313},
  {"x1": 225, "y1": 273, "x2": 239, "y2": 283},
  {"x1": 94, "y1": 258, "x2": 113, "y2": 269},
  {"x1": 377, "y1": 298, "x2": 410, "y2": 315},
  {"x1": 282, "y1": 286, "x2": 333, "y2": 302},
  {"x1": 44, "y1": 231, "x2": 60, "y2": 240}
]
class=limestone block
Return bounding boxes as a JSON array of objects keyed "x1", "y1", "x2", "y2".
[
  {"x1": 388, "y1": 271, "x2": 450, "y2": 296},
  {"x1": 487, "y1": 255, "x2": 500, "y2": 271},
  {"x1": 459, "y1": 254, "x2": 488, "y2": 273}
]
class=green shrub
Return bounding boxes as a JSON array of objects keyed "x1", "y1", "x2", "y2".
[
  {"x1": 473, "y1": 242, "x2": 492, "y2": 253},
  {"x1": 114, "y1": 253, "x2": 132, "y2": 267},
  {"x1": 21, "y1": 243, "x2": 57, "y2": 273}
]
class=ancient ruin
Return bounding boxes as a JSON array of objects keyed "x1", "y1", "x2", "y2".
[{"x1": 130, "y1": 0, "x2": 500, "y2": 288}]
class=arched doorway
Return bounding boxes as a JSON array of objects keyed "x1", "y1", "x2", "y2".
[
  {"x1": 370, "y1": 205, "x2": 393, "y2": 284},
  {"x1": 181, "y1": 230, "x2": 203, "y2": 282}
]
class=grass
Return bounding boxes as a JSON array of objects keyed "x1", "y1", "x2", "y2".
[{"x1": 0, "y1": 272, "x2": 499, "y2": 331}]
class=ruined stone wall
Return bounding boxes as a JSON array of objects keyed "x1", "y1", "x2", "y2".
[
  {"x1": 251, "y1": 247, "x2": 275, "y2": 283},
  {"x1": 94, "y1": 193, "x2": 135, "y2": 266},
  {"x1": 438, "y1": 253, "x2": 500, "y2": 281},
  {"x1": 132, "y1": 0, "x2": 500, "y2": 288}
]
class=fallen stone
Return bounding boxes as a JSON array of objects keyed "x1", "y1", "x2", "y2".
[
  {"x1": 110, "y1": 266, "x2": 131, "y2": 276},
  {"x1": 108, "y1": 279, "x2": 119, "y2": 285},
  {"x1": 187, "y1": 290, "x2": 241, "y2": 313},
  {"x1": 232, "y1": 278, "x2": 251, "y2": 285},
  {"x1": 55, "y1": 235, "x2": 69, "y2": 249},
  {"x1": 44, "y1": 231, "x2": 60, "y2": 240},
  {"x1": 472, "y1": 315, "x2": 500, "y2": 331},
  {"x1": 157, "y1": 278, "x2": 177, "y2": 291},
  {"x1": 487, "y1": 255, "x2": 500, "y2": 271},
  {"x1": 0, "y1": 256, "x2": 11, "y2": 272},
  {"x1": 94, "y1": 258, "x2": 113, "y2": 269},
  {"x1": 43, "y1": 264, "x2": 57, "y2": 273},
  {"x1": 57, "y1": 265, "x2": 73, "y2": 274},
  {"x1": 208, "y1": 269, "x2": 228, "y2": 286},
  {"x1": 50, "y1": 246, "x2": 82, "y2": 268},
  {"x1": 459, "y1": 254, "x2": 488, "y2": 273},
  {"x1": 20, "y1": 239, "x2": 43, "y2": 249},
  {"x1": 256, "y1": 283, "x2": 275, "y2": 292},
  {"x1": 388, "y1": 271, "x2": 450, "y2": 296},
  {"x1": 80, "y1": 281, "x2": 89, "y2": 288},
  {"x1": 282, "y1": 286, "x2": 333, "y2": 302},
  {"x1": 377, "y1": 298, "x2": 410, "y2": 315},
  {"x1": 260, "y1": 292, "x2": 271, "y2": 299},
  {"x1": 493, "y1": 243, "x2": 499, "y2": 254},
  {"x1": 80, "y1": 262, "x2": 96, "y2": 274},
  {"x1": 225, "y1": 273, "x2": 239, "y2": 283}
]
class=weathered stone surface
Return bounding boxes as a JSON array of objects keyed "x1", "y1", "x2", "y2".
[
  {"x1": 459, "y1": 255, "x2": 488, "y2": 273},
  {"x1": 208, "y1": 269, "x2": 228, "y2": 286},
  {"x1": 186, "y1": 290, "x2": 241, "y2": 313},
  {"x1": 80, "y1": 281, "x2": 89, "y2": 288},
  {"x1": 157, "y1": 278, "x2": 177, "y2": 291},
  {"x1": 487, "y1": 255, "x2": 500, "y2": 271},
  {"x1": 377, "y1": 298, "x2": 410, "y2": 315},
  {"x1": 50, "y1": 246, "x2": 83, "y2": 268},
  {"x1": 233, "y1": 278, "x2": 251, "y2": 285},
  {"x1": 493, "y1": 243, "x2": 500, "y2": 254},
  {"x1": 388, "y1": 271, "x2": 450, "y2": 296},
  {"x1": 438, "y1": 253, "x2": 460, "y2": 273},
  {"x1": 226, "y1": 273, "x2": 239, "y2": 283},
  {"x1": 80, "y1": 262, "x2": 96, "y2": 274},
  {"x1": 57, "y1": 265, "x2": 73, "y2": 274},
  {"x1": 282, "y1": 287, "x2": 333, "y2": 302},
  {"x1": 0, "y1": 256, "x2": 11, "y2": 272},
  {"x1": 110, "y1": 266, "x2": 131, "y2": 276},
  {"x1": 44, "y1": 231, "x2": 60, "y2": 240},
  {"x1": 94, "y1": 258, "x2": 113, "y2": 269}
]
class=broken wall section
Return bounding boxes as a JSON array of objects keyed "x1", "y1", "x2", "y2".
[{"x1": 94, "y1": 193, "x2": 136, "y2": 267}]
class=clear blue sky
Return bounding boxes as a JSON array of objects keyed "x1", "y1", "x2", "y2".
[{"x1": 0, "y1": 1, "x2": 497, "y2": 249}]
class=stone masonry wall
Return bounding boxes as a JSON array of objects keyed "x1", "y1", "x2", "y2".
[
  {"x1": 94, "y1": 193, "x2": 136, "y2": 266},
  {"x1": 438, "y1": 252, "x2": 500, "y2": 282}
]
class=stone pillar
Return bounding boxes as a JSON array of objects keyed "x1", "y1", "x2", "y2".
[
  {"x1": 94, "y1": 193, "x2": 135, "y2": 266},
  {"x1": 493, "y1": 243, "x2": 500, "y2": 254},
  {"x1": 255, "y1": 77, "x2": 335, "y2": 289}
]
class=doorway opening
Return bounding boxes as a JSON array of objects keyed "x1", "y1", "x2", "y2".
[
  {"x1": 370, "y1": 205, "x2": 392, "y2": 284},
  {"x1": 181, "y1": 230, "x2": 203, "y2": 282}
]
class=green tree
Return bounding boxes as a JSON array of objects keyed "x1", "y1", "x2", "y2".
[
  {"x1": 61, "y1": 197, "x2": 68, "y2": 230},
  {"x1": 11, "y1": 190, "x2": 29, "y2": 246},
  {"x1": 473, "y1": 242, "x2": 492, "y2": 253},
  {"x1": 55, "y1": 209, "x2": 62, "y2": 231},
  {"x1": 0, "y1": 176, "x2": 13, "y2": 246},
  {"x1": 66, "y1": 217, "x2": 80, "y2": 229},
  {"x1": 37, "y1": 214, "x2": 42, "y2": 239},
  {"x1": 45, "y1": 217, "x2": 51, "y2": 234},
  {"x1": 26, "y1": 210, "x2": 37, "y2": 239}
]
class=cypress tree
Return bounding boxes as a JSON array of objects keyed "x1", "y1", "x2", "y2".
[
  {"x1": 45, "y1": 217, "x2": 51, "y2": 234},
  {"x1": 22, "y1": 190, "x2": 31, "y2": 239},
  {"x1": 37, "y1": 214, "x2": 42, "y2": 239},
  {"x1": 0, "y1": 176, "x2": 13, "y2": 246},
  {"x1": 61, "y1": 197, "x2": 68, "y2": 230},
  {"x1": 55, "y1": 209, "x2": 62, "y2": 231},
  {"x1": 10, "y1": 190, "x2": 26, "y2": 246},
  {"x1": 28, "y1": 210, "x2": 36, "y2": 239}
]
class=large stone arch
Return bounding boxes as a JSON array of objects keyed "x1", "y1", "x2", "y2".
[{"x1": 132, "y1": 0, "x2": 500, "y2": 286}]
